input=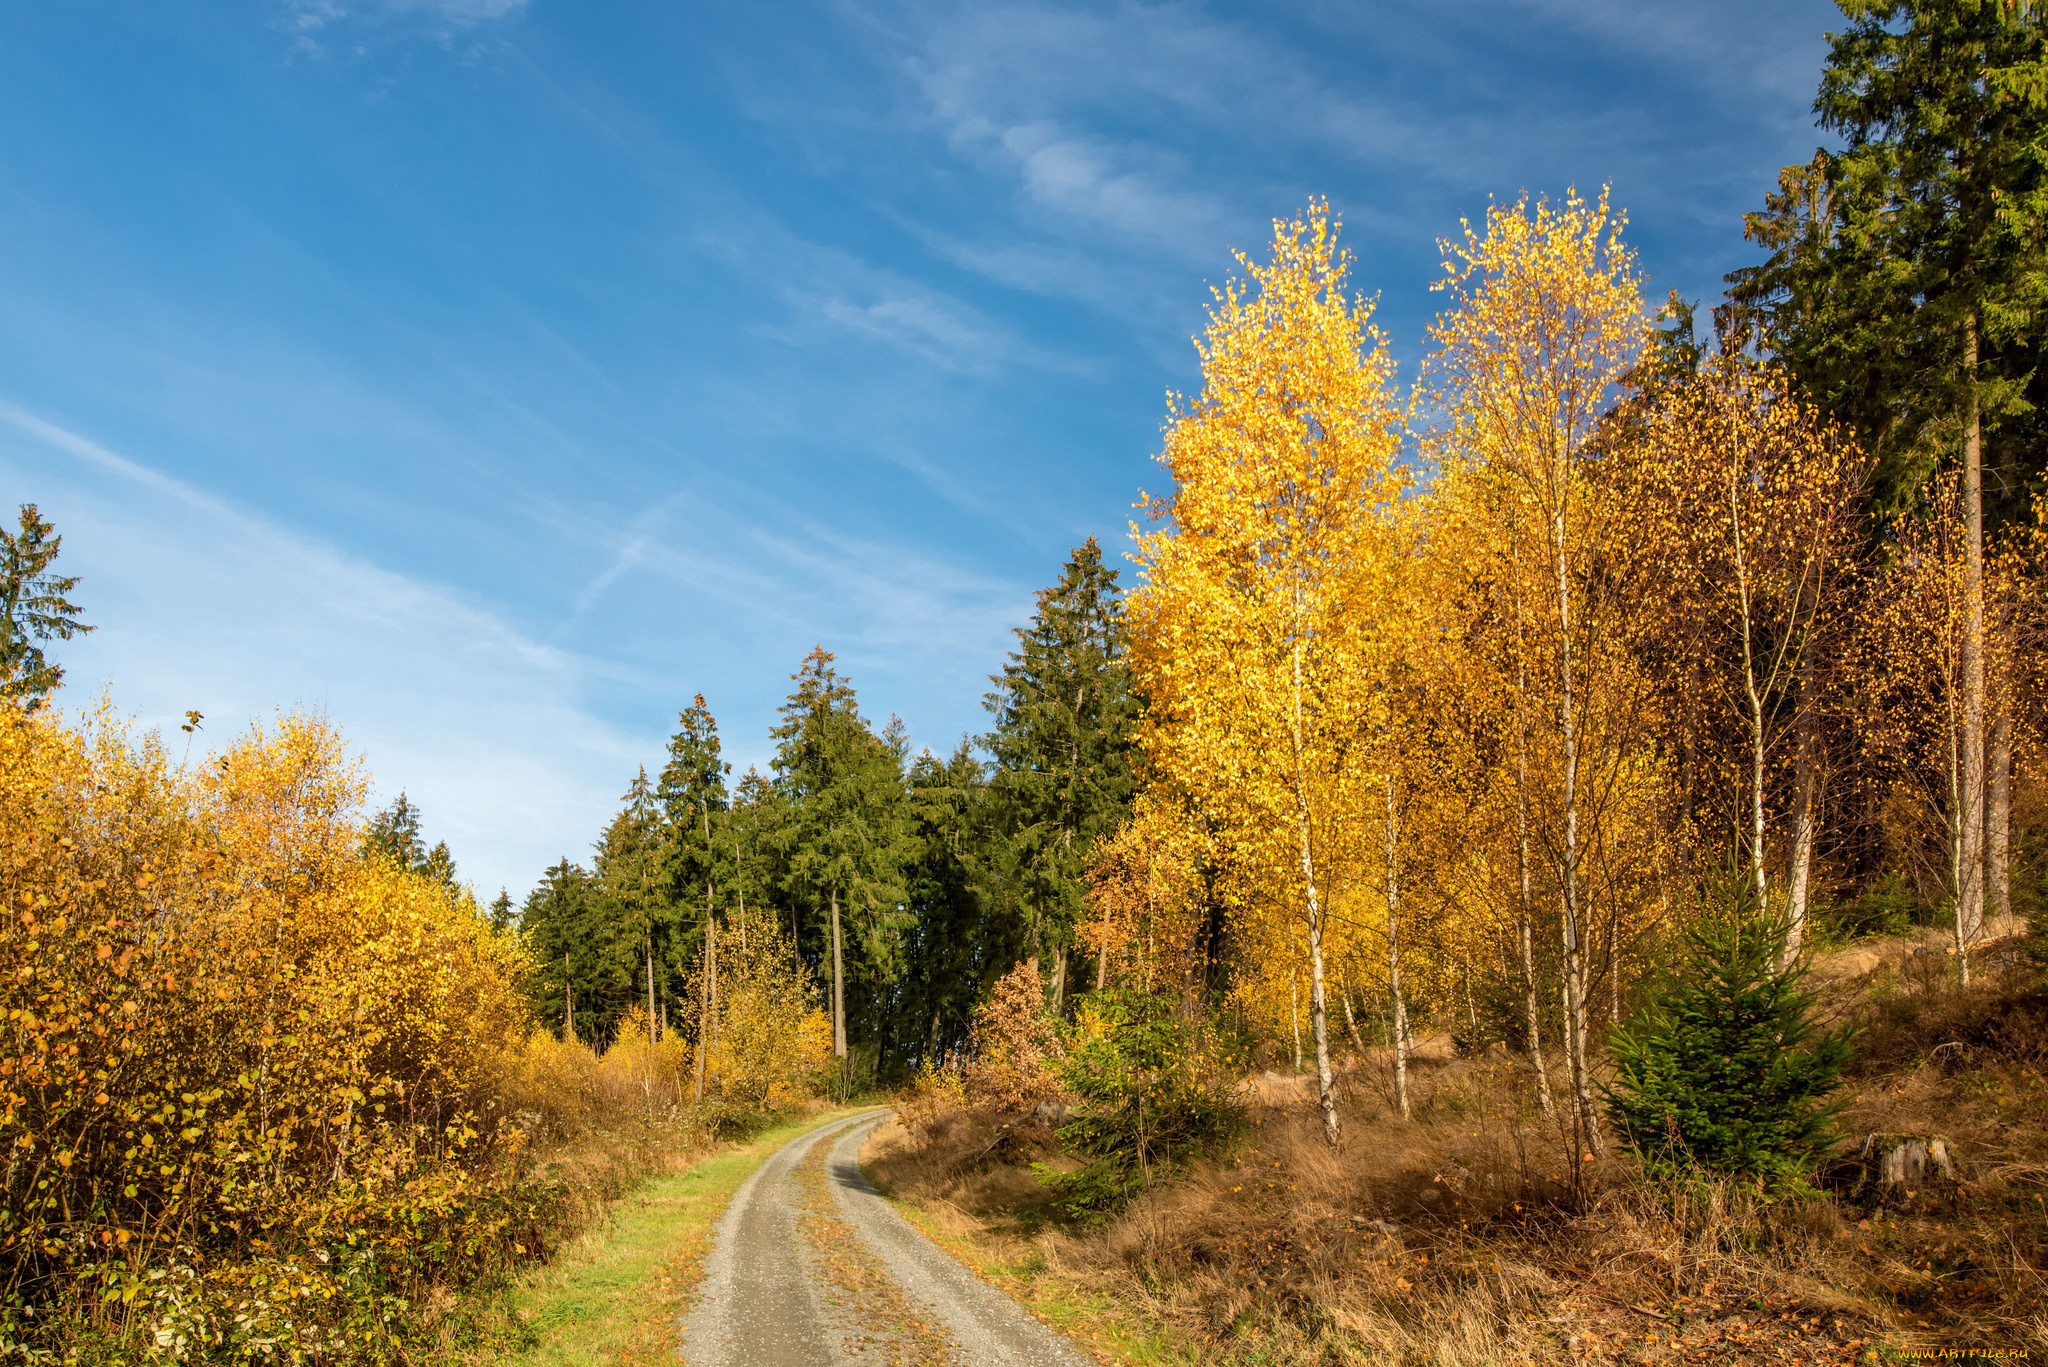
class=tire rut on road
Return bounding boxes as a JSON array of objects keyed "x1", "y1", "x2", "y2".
[{"x1": 679, "y1": 1112, "x2": 1095, "y2": 1367}]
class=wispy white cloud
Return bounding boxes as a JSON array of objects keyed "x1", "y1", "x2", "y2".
[
  {"x1": 832, "y1": 0, "x2": 1833, "y2": 306},
  {"x1": 280, "y1": 0, "x2": 527, "y2": 31},
  {"x1": 0, "y1": 399, "x2": 639, "y2": 900}
]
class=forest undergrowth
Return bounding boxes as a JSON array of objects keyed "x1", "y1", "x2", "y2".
[{"x1": 871, "y1": 935, "x2": 2048, "y2": 1367}]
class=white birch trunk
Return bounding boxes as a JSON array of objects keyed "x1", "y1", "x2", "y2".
[{"x1": 1385, "y1": 772, "x2": 1410, "y2": 1121}]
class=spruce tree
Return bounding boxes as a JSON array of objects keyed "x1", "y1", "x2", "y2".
[
  {"x1": 364, "y1": 793, "x2": 462, "y2": 891},
  {"x1": 982, "y1": 538, "x2": 1139, "y2": 1002},
  {"x1": 1725, "y1": 1, "x2": 2048, "y2": 519},
  {"x1": 659, "y1": 693, "x2": 731, "y2": 905},
  {"x1": 523, "y1": 858, "x2": 599, "y2": 1040},
  {"x1": 365, "y1": 793, "x2": 429, "y2": 872},
  {"x1": 1606, "y1": 905, "x2": 1856, "y2": 1180},
  {"x1": 0, "y1": 504, "x2": 91, "y2": 712},
  {"x1": 899, "y1": 742, "x2": 999, "y2": 1066},
  {"x1": 770, "y1": 647, "x2": 911, "y2": 1072},
  {"x1": 594, "y1": 768, "x2": 676, "y2": 1045}
]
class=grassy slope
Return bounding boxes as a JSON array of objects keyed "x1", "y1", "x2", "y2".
[
  {"x1": 861, "y1": 934, "x2": 2048, "y2": 1366},
  {"x1": 489, "y1": 1106, "x2": 880, "y2": 1366}
]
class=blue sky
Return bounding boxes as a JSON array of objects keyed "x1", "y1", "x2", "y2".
[{"x1": 1, "y1": 0, "x2": 1839, "y2": 898}]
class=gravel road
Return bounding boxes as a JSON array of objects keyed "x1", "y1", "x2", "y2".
[{"x1": 680, "y1": 1111, "x2": 1096, "y2": 1367}]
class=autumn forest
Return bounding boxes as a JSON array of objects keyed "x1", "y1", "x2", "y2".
[{"x1": 7, "y1": 3, "x2": 2048, "y2": 1363}]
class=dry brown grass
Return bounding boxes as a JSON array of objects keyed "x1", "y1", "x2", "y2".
[{"x1": 870, "y1": 950, "x2": 2048, "y2": 1365}]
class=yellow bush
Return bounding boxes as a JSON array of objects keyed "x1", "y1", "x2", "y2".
[
  {"x1": 0, "y1": 703, "x2": 534, "y2": 1355},
  {"x1": 892, "y1": 1056, "x2": 966, "y2": 1135},
  {"x1": 703, "y1": 917, "x2": 832, "y2": 1113}
]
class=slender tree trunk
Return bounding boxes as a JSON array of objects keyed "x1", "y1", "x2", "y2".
[
  {"x1": 1518, "y1": 906, "x2": 1553, "y2": 1117},
  {"x1": 1289, "y1": 630, "x2": 1339, "y2": 1145},
  {"x1": 1051, "y1": 947, "x2": 1067, "y2": 1017},
  {"x1": 693, "y1": 916, "x2": 716, "y2": 1102},
  {"x1": 1551, "y1": 502, "x2": 1603, "y2": 1154},
  {"x1": 1607, "y1": 900, "x2": 1621, "y2": 1026},
  {"x1": 647, "y1": 945, "x2": 657, "y2": 1049},
  {"x1": 1385, "y1": 773, "x2": 1410, "y2": 1121},
  {"x1": 831, "y1": 886, "x2": 847, "y2": 1060},
  {"x1": 564, "y1": 956, "x2": 574, "y2": 1045},
  {"x1": 1786, "y1": 675, "x2": 1819, "y2": 966},
  {"x1": 1990, "y1": 686, "x2": 2012, "y2": 930},
  {"x1": 1941, "y1": 691, "x2": 1972, "y2": 986},
  {"x1": 1290, "y1": 970, "x2": 1303, "y2": 1074},
  {"x1": 1961, "y1": 314, "x2": 1987, "y2": 950},
  {"x1": 1342, "y1": 989, "x2": 1364, "y2": 1053},
  {"x1": 1513, "y1": 603, "x2": 1555, "y2": 1117},
  {"x1": 1095, "y1": 940, "x2": 1108, "y2": 991},
  {"x1": 1732, "y1": 465, "x2": 1769, "y2": 909}
]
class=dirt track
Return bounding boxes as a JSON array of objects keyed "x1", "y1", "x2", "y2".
[{"x1": 679, "y1": 1111, "x2": 1095, "y2": 1367}]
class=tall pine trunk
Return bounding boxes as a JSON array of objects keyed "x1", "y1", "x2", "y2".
[
  {"x1": 830, "y1": 886, "x2": 846, "y2": 1060},
  {"x1": 1960, "y1": 314, "x2": 1987, "y2": 951},
  {"x1": 1786, "y1": 674, "x2": 1820, "y2": 966}
]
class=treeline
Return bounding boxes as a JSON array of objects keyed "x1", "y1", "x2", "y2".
[
  {"x1": 522, "y1": 8, "x2": 2048, "y2": 1130},
  {"x1": 515, "y1": 539, "x2": 1138, "y2": 1082}
]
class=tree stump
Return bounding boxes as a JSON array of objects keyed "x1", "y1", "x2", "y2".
[{"x1": 1854, "y1": 1133, "x2": 1956, "y2": 1202}]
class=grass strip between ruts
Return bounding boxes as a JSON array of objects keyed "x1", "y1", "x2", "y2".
[
  {"x1": 872, "y1": 1186, "x2": 1201, "y2": 1367},
  {"x1": 500, "y1": 1106, "x2": 881, "y2": 1367}
]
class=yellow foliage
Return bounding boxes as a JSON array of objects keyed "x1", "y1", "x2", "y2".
[
  {"x1": 0, "y1": 701, "x2": 532, "y2": 1349},
  {"x1": 1127, "y1": 201, "x2": 1407, "y2": 1123},
  {"x1": 704, "y1": 916, "x2": 833, "y2": 1112}
]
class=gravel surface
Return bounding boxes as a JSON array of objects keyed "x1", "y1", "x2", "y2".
[
  {"x1": 679, "y1": 1111, "x2": 874, "y2": 1367},
  {"x1": 679, "y1": 1111, "x2": 1095, "y2": 1367},
  {"x1": 825, "y1": 1120, "x2": 1097, "y2": 1367}
]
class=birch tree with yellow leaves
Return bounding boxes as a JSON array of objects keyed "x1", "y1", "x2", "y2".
[
  {"x1": 1424, "y1": 190, "x2": 1644, "y2": 1156},
  {"x1": 1129, "y1": 202, "x2": 1405, "y2": 1147},
  {"x1": 1611, "y1": 359, "x2": 1865, "y2": 960}
]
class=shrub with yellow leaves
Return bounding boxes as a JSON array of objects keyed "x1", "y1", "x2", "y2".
[
  {"x1": 0, "y1": 702, "x2": 534, "y2": 1360},
  {"x1": 703, "y1": 916, "x2": 832, "y2": 1121}
]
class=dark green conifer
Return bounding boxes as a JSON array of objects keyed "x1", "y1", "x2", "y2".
[
  {"x1": 0, "y1": 504, "x2": 91, "y2": 712},
  {"x1": 1606, "y1": 903, "x2": 1856, "y2": 1180},
  {"x1": 771, "y1": 647, "x2": 911, "y2": 1073},
  {"x1": 982, "y1": 538, "x2": 1139, "y2": 999}
]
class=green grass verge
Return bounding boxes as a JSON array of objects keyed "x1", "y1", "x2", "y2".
[
  {"x1": 473, "y1": 1106, "x2": 881, "y2": 1366},
  {"x1": 876, "y1": 1179, "x2": 1201, "y2": 1367}
]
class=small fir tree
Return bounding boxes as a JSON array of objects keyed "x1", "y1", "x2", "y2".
[
  {"x1": 0, "y1": 504, "x2": 91, "y2": 711},
  {"x1": 365, "y1": 792, "x2": 428, "y2": 871},
  {"x1": 1606, "y1": 904, "x2": 1855, "y2": 1180}
]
